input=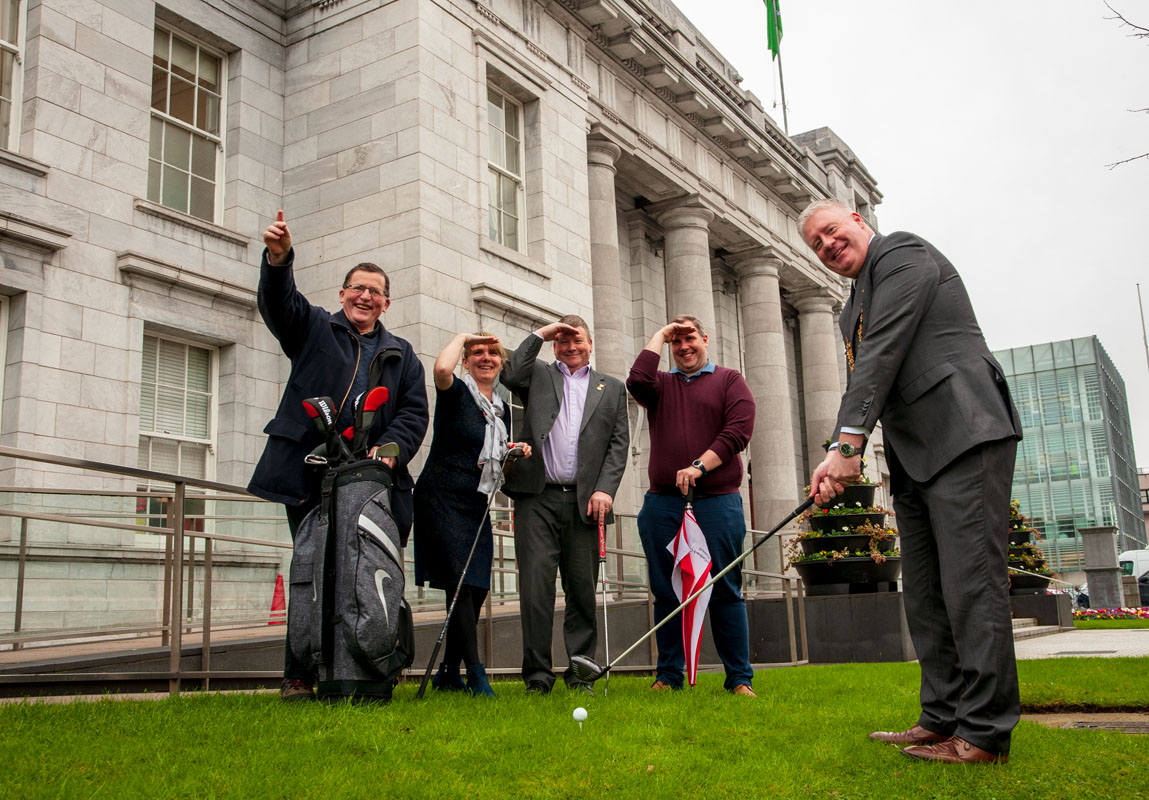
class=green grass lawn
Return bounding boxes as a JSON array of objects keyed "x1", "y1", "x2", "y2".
[{"x1": 3, "y1": 660, "x2": 1148, "y2": 799}]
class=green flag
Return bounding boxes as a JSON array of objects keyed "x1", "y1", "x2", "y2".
[{"x1": 764, "y1": 0, "x2": 782, "y2": 60}]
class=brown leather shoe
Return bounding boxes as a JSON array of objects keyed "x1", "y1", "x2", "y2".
[
  {"x1": 731, "y1": 684, "x2": 757, "y2": 698},
  {"x1": 869, "y1": 724, "x2": 949, "y2": 746},
  {"x1": 650, "y1": 679, "x2": 675, "y2": 691},
  {"x1": 902, "y1": 736, "x2": 1008, "y2": 765}
]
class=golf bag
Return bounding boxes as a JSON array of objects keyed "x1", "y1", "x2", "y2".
[{"x1": 288, "y1": 458, "x2": 414, "y2": 701}]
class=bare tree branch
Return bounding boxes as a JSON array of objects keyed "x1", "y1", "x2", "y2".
[
  {"x1": 1106, "y1": 152, "x2": 1149, "y2": 169},
  {"x1": 1105, "y1": 3, "x2": 1148, "y2": 168},
  {"x1": 1104, "y1": 0, "x2": 1149, "y2": 36}
]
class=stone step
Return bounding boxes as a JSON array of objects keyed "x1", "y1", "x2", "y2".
[
  {"x1": 1012, "y1": 617, "x2": 1039, "y2": 630},
  {"x1": 1013, "y1": 624, "x2": 1062, "y2": 641}
]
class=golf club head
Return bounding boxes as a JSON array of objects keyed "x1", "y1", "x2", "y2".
[
  {"x1": 568, "y1": 654, "x2": 607, "y2": 683},
  {"x1": 353, "y1": 386, "x2": 391, "y2": 457},
  {"x1": 374, "y1": 441, "x2": 401, "y2": 460},
  {"x1": 363, "y1": 386, "x2": 388, "y2": 412},
  {"x1": 301, "y1": 396, "x2": 336, "y2": 432}
]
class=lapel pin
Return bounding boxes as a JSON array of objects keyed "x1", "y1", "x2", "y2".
[{"x1": 596, "y1": 383, "x2": 604, "y2": 391}]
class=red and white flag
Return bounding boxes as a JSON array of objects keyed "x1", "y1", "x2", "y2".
[{"x1": 667, "y1": 507, "x2": 712, "y2": 686}]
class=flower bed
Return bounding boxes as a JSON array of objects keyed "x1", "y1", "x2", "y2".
[{"x1": 1073, "y1": 607, "x2": 1149, "y2": 621}]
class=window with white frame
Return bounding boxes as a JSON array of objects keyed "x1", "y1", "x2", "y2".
[
  {"x1": 137, "y1": 334, "x2": 216, "y2": 481},
  {"x1": 486, "y1": 86, "x2": 524, "y2": 251},
  {"x1": 0, "y1": 0, "x2": 25, "y2": 151},
  {"x1": 148, "y1": 26, "x2": 224, "y2": 222}
]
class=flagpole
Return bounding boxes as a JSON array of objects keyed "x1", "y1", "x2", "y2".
[
  {"x1": 777, "y1": 47, "x2": 789, "y2": 135},
  {"x1": 1138, "y1": 283, "x2": 1149, "y2": 377}
]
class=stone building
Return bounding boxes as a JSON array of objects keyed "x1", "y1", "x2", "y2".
[{"x1": 0, "y1": 0, "x2": 882, "y2": 630}]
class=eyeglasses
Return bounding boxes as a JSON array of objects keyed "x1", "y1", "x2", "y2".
[{"x1": 343, "y1": 283, "x2": 388, "y2": 299}]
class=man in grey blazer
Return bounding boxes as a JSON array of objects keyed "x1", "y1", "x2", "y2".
[
  {"x1": 501, "y1": 315, "x2": 630, "y2": 694},
  {"x1": 801, "y1": 200, "x2": 1022, "y2": 765}
]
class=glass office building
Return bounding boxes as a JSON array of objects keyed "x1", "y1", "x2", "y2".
[{"x1": 993, "y1": 337, "x2": 1145, "y2": 574}]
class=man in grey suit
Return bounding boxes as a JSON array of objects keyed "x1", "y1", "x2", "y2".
[
  {"x1": 801, "y1": 200, "x2": 1022, "y2": 765},
  {"x1": 501, "y1": 315, "x2": 630, "y2": 695}
]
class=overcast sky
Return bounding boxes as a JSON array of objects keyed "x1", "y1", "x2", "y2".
[{"x1": 670, "y1": 0, "x2": 1149, "y2": 468}]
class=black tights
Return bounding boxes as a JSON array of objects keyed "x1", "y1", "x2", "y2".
[{"x1": 443, "y1": 585, "x2": 488, "y2": 668}]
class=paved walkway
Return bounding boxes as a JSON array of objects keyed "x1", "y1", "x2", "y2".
[{"x1": 1014, "y1": 628, "x2": 1149, "y2": 659}]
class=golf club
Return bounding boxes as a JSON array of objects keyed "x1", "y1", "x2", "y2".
[
  {"x1": 416, "y1": 443, "x2": 526, "y2": 699},
  {"x1": 302, "y1": 396, "x2": 353, "y2": 463},
  {"x1": 352, "y1": 386, "x2": 389, "y2": 457},
  {"x1": 597, "y1": 517, "x2": 611, "y2": 697},
  {"x1": 568, "y1": 494, "x2": 817, "y2": 684}
]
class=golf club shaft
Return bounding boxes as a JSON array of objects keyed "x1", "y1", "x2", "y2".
[
  {"x1": 596, "y1": 495, "x2": 816, "y2": 677},
  {"x1": 598, "y1": 518, "x2": 610, "y2": 693},
  {"x1": 415, "y1": 476, "x2": 504, "y2": 699},
  {"x1": 416, "y1": 444, "x2": 524, "y2": 698}
]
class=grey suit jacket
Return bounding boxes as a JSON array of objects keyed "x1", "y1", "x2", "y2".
[
  {"x1": 500, "y1": 333, "x2": 630, "y2": 524},
  {"x1": 837, "y1": 232, "x2": 1021, "y2": 483}
]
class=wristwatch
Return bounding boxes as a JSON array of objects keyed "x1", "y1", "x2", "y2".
[
  {"x1": 691, "y1": 459, "x2": 708, "y2": 476},
  {"x1": 831, "y1": 442, "x2": 860, "y2": 458}
]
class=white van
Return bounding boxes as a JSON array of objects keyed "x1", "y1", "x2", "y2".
[{"x1": 1118, "y1": 549, "x2": 1149, "y2": 606}]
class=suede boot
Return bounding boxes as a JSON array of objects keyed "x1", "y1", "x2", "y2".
[
  {"x1": 431, "y1": 662, "x2": 465, "y2": 692},
  {"x1": 465, "y1": 664, "x2": 495, "y2": 698}
]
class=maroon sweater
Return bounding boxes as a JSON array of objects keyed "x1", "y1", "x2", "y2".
[{"x1": 626, "y1": 349, "x2": 756, "y2": 497}]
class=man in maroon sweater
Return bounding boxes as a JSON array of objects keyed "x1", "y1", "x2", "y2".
[{"x1": 626, "y1": 315, "x2": 757, "y2": 696}]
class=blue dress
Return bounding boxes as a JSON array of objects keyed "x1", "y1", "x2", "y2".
[{"x1": 413, "y1": 377, "x2": 498, "y2": 590}]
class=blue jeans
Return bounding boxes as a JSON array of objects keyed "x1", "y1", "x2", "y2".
[{"x1": 637, "y1": 492, "x2": 753, "y2": 690}]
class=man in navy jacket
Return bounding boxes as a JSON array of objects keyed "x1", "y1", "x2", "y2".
[{"x1": 249, "y1": 211, "x2": 428, "y2": 701}]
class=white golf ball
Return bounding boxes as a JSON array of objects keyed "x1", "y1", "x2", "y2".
[{"x1": 573, "y1": 707, "x2": 588, "y2": 722}]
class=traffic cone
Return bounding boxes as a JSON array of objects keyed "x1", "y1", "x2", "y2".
[{"x1": 269, "y1": 573, "x2": 286, "y2": 625}]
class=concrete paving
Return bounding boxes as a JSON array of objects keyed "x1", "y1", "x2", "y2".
[{"x1": 1014, "y1": 627, "x2": 1149, "y2": 659}]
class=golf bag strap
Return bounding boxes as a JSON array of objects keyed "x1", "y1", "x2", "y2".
[{"x1": 320, "y1": 469, "x2": 336, "y2": 519}]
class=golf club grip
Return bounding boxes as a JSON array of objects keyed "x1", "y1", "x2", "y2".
[
  {"x1": 603, "y1": 495, "x2": 816, "y2": 673},
  {"x1": 598, "y1": 520, "x2": 606, "y2": 560}
]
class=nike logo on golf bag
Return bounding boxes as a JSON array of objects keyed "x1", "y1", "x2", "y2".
[{"x1": 374, "y1": 569, "x2": 391, "y2": 625}]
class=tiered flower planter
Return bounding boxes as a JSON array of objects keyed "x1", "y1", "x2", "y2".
[
  {"x1": 788, "y1": 484, "x2": 901, "y2": 596},
  {"x1": 1008, "y1": 500, "x2": 1052, "y2": 595}
]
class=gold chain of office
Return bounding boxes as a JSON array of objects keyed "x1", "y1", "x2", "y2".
[{"x1": 845, "y1": 307, "x2": 863, "y2": 374}]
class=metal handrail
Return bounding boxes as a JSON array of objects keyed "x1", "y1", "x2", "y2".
[{"x1": 0, "y1": 447, "x2": 810, "y2": 694}]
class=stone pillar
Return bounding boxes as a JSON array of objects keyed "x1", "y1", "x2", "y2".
[
  {"x1": 586, "y1": 138, "x2": 627, "y2": 380},
  {"x1": 657, "y1": 205, "x2": 716, "y2": 336},
  {"x1": 792, "y1": 289, "x2": 843, "y2": 471},
  {"x1": 1080, "y1": 526, "x2": 1124, "y2": 609},
  {"x1": 733, "y1": 252, "x2": 798, "y2": 580}
]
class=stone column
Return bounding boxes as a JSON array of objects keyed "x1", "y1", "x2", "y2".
[
  {"x1": 734, "y1": 251, "x2": 798, "y2": 579},
  {"x1": 792, "y1": 289, "x2": 843, "y2": 471},
  {"x1": 657, "y1": 205, "x2": 716, "y2": 336},
  {"x1": 587, "y1": 138, "x2": 627, "y2": 380}
]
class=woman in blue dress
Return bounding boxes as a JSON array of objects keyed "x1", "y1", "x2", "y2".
[{"x1": 413, "y1": 332, "x2": 529, "y2": 697}]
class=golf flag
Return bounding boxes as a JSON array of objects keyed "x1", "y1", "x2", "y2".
[
  {"x1": 764, "y1": 0, "x2": 782, "y2": 61},
  {"x1": 667, "y1": 507, "x2": 713, "y2": 686}
]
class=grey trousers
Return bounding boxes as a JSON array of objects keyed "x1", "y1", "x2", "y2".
[
  {"x1": 514, "y1": 485, "x2": 600, "y2": 688},
  {"x1": 894, "y1": 437, "x2": 1019, "y2": 756}
]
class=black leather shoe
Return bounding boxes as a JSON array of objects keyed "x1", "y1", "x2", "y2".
[{"x1": 525, "y1": 680, "x2": 551, "y2": 695}]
